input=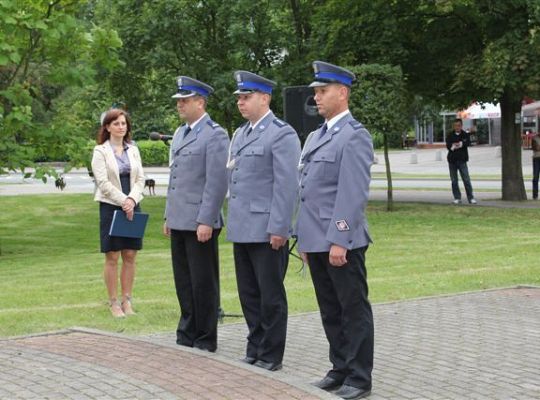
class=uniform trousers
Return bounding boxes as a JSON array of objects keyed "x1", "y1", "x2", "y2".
[
  {"x1": 307, "y1": 246, "x2": 373, "y2": 390},
  {"x1": 233, "y1": 242, "x2": 288, "y2": 364},
  {"x1": 171, "y1": 229, "x2": 220, "y2": 352}
]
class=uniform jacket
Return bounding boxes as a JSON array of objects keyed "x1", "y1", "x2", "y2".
[
  {"x1": 226, "y1": 111, "x2": 301, "y2": 243},
  {"x1": 446, "y1": 130, "x2": 471, "y2": 163},
  {"x1": 165, "y1": 114, "x2": 229, "y2": 231},
  {"x1": 92, "y1": 141, "x2": 145, "y2": 206},
  {"x1": 295, "y1": 112, "x2": 373, "y2": 252}
]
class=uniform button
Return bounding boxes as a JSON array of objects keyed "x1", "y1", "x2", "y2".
[
  {"x1": 173, "y1": 176, "x2": 176, "y2": 179},
  {"x1": 306, "y1": 158, "x2": 310, "y2": 162},
  {"x1": 233, "y1": 181, "x2": 237, "y2": 184},
  {"x1": 235, "y1": 168, "x2": 239, "y2": 171},
  {"x1": 174, "y1": 164, "x2": 178, "y2": 167},
  {"x1": 172, "y1": 187, "x2": 175, "y2": 190},
  {"x1": 301, "y1": 198, "x2": 305, "y2": 202},
  {"x1": 232, "y1": 195, "x2": 236, "y2": 199},
  {"x1": 348, "y1": 240, "x2": 352, "y2": 243},
  {"x1": 301, "y1": 185, "x2": 305, "y2": 189},
  {"x1": 303, "y1": 172, "x2": 307, "y2": 176}
]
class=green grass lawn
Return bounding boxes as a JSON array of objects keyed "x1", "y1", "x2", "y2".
[{"x1": 0, "y1": 194, "x2": 538, "y2": 338}]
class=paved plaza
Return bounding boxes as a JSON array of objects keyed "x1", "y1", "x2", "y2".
[{"x1": 1, "y1": 286, "x2": 539, "y2": 399}]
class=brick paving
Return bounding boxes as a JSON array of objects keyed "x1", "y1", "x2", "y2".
[{"x1": 1, "y1": 287, "x2": 539, "y2": 399}]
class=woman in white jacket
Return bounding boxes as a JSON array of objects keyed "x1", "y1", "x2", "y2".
[{"x1": 91, "y1": 109, "x2": 145, "y2": 318}]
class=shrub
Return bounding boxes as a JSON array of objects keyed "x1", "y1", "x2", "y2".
[{"x1": 136, "y1": 140, "x2": 169, "y2": 166}]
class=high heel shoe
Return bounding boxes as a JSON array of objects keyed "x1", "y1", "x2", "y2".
[
  {"x1": 121, "y1": 296, "x2": 136, "y2": 316},
  {"x1": 109, "y1": 299, "x2": 125, "y2": 318}
]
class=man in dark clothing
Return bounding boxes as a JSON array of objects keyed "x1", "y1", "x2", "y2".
[
  {"x1": 531, "y1": 133, "x2": 540, "y2": 199},
  {"x1": 446, "y1": 118, "x2": 477, "y2": 204}
]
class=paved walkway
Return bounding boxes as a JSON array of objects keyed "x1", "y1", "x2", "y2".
[{"x1": 2, "y1": 286, "x2": 539, "y2": 399}]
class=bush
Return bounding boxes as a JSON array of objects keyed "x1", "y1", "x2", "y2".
[
  {"x1": 136, "y1": 140, "x2": 169, "y2": 166},
  {"x1": 371, "y1": 131, "x2": 384, "y2": 149}
]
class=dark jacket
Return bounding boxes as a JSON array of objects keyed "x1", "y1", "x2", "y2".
[{"x1": 446, "y1": 130, "x2": 471, "y2": 163}]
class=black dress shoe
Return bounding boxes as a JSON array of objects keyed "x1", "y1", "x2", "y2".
[
  {"x1": 253, "y1": 360, "x2": 282, "y2": 371},
  {"x1": 334, "y1": 384, "x2": 371, "y2": 399},
  {"x1": 241, "y1": 356, "x2": 257, "y2": 364},
  {"x1": 312, "y1": 376, "x2": 343, "y2": 391}
]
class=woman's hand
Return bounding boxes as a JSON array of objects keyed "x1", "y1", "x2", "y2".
[
  {"x1": 122, "y1": 197, "x2": 136, "y2": 213},
  {"x1": 125, "y1": 208, "x2": 135, "y2": 221}
]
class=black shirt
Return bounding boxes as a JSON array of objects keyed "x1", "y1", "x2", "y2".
[{"x1": 446, "y1": 130, "x2": 471, "y2": 163}]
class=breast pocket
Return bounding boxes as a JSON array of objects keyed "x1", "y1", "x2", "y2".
[
  {"x1": 313, "y1": 151, "x2": 338, "y2": 179},
  {"x1": 180, "y1": 147, "x2": 202, "y2": 168},
  {"x1": 243, "y1": 145, "x2": 265, "y2": 170}
]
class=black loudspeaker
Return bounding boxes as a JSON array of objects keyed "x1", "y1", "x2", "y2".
[{"x1": 282, "y1": 86, "x2": 324, "y2": 142}]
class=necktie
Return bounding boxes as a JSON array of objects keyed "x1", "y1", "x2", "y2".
[
  {"x1": 183, "y1": 126, "x2": 191, "y2": 138},
  {"x1": 319, "y1": 123, "x2": 328, "y2": 138},
  {"x1": 246, "y1": 126, "x2": 253, "y2": 136}
]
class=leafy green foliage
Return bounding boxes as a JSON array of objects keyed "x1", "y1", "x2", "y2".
[
  {"x1": 349, "y1": 64, "x2": 409, "y2": 210},
  {"x1": 136, "y1": 140, "x2": 169, "y2": 166},
  {"x1": 349, "y1": 64, "x2": 408, "y2": 146},
  {"x1": 0, "y1": 0, "x2": 123, "y2": 177}
]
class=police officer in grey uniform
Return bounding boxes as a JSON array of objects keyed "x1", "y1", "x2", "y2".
[
  {"x1": 295, "y1": 61, "x2": 374, "y2": 399},
  {"x1": 164, "y1": 76, "x2": 229, "y2": 352},
  {"x1": 227, "y1": 71, "x2": 301, "y2": 371}
]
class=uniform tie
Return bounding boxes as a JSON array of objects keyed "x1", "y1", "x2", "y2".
[
  {"x1": 245, "y1": 126, "x2": 253, "y2": 136},
  {"x1": 183, "y1": 126, "x2": 192, "y2": 138},
  {"x1": 319, "y1": 123, "x2": 328, "y2": 138}
]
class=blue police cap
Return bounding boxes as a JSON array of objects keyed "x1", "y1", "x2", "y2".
[
  {"x1": 172, "y1": 76, "x2": 214, "y2": 99},
  {"x1": 309, "y1": 61, "x2": 355, "y2": 87},
  {"x1": 233, "y1": 71, "x2": 276, "y2": 95}
]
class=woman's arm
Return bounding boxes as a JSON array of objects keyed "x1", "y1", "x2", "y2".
[{"x1": 91, "y1": 146, "x2": 128, "y2": 206}]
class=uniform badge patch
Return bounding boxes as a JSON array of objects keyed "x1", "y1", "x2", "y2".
[{"x1": 336, "y1": 220, "x2": 350, "y2": 231}]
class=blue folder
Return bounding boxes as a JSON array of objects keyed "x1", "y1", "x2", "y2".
[{"x1": 109, "y1": 210, "x2": 149, "y2": 239}]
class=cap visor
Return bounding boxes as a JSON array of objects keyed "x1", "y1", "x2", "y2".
[
  {"x1": 233, "y1": 89, "x2": 255, "y2": 95},
  {"x1": 309, "y1": 81, "x2": 330, "y2": 88},
  {"x1": 171, "y1": 92, "x2": 197, "y2": 99}
]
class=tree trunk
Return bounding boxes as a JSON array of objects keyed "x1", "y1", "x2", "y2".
[
  {"x1": 383, "y1": 132, "x2": 394, "y2": 211},
  {"x1": 499, "y1": 91, "x2": 527, "y2": 201}
]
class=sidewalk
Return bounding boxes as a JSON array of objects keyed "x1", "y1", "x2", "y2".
[{"x1": 2, "y1": 287, "x2": 539, "y2": 399}]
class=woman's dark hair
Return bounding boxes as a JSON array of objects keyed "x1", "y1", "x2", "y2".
[{"x1": 97, "y1": 109, "x2": 132, "y2": 144}]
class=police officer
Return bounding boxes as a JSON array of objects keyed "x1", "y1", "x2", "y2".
[
  {"x1": 227, "y1": 71, "x2": 301, "y2": 371},
  {"x1": 295, "y1": 61, "x2": 374, "y2": 399},
  {"x1": 164, "y1": 76, "x2": 229, "y2": 352}
]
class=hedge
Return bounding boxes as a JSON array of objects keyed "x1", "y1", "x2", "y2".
[{"x1": 135, "y1": 140, "x2": 169, "y2": 166}]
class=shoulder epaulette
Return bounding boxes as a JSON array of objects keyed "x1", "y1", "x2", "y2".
[
  {"x1": 349, "y1": 120, "x2": 363, "y2": 130},
  {"x1": 207, "y1": 120, "x2": 221, "y2": 129},
  {"x1": 273, "y1": 118, "x2": 287, "y2": 128}
]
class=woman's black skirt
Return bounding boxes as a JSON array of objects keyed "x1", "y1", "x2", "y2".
[{"x1": 98, "y1": 174, "x2": 143, "y2": 253}]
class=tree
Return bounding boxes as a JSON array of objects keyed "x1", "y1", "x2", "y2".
[
  {"x1": 0, "y1": 0, "x2": 123, "y2": 179},
  {"x1": 349, "y1": 64, "x2": 409, "y2": 211},
  {"x1": 310, "y1": 0, "x2": 540, "y2": 201},
  {"x1": 94, "y1": 0, "x2": 290, "y2": 136},
  {"x1": 436, "y1": 0, "x2": 540, "y2": 201}
]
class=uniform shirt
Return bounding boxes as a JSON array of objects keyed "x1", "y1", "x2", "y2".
[
  {"x1": 165, "y1": 114, "x2": 229, "y2": 231},
  {"x1": 326, "y1": 109, "x2": 351, "y2": 131},
  {"x1": 188, "y1": 113, "x2": 208, "y2": 131},
  {"x1": 295, "y1": 112, "x2": 373, "y2": 252},
  {"x1": 226, "y1": 111, "x2": 301, "y2": 243}
]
